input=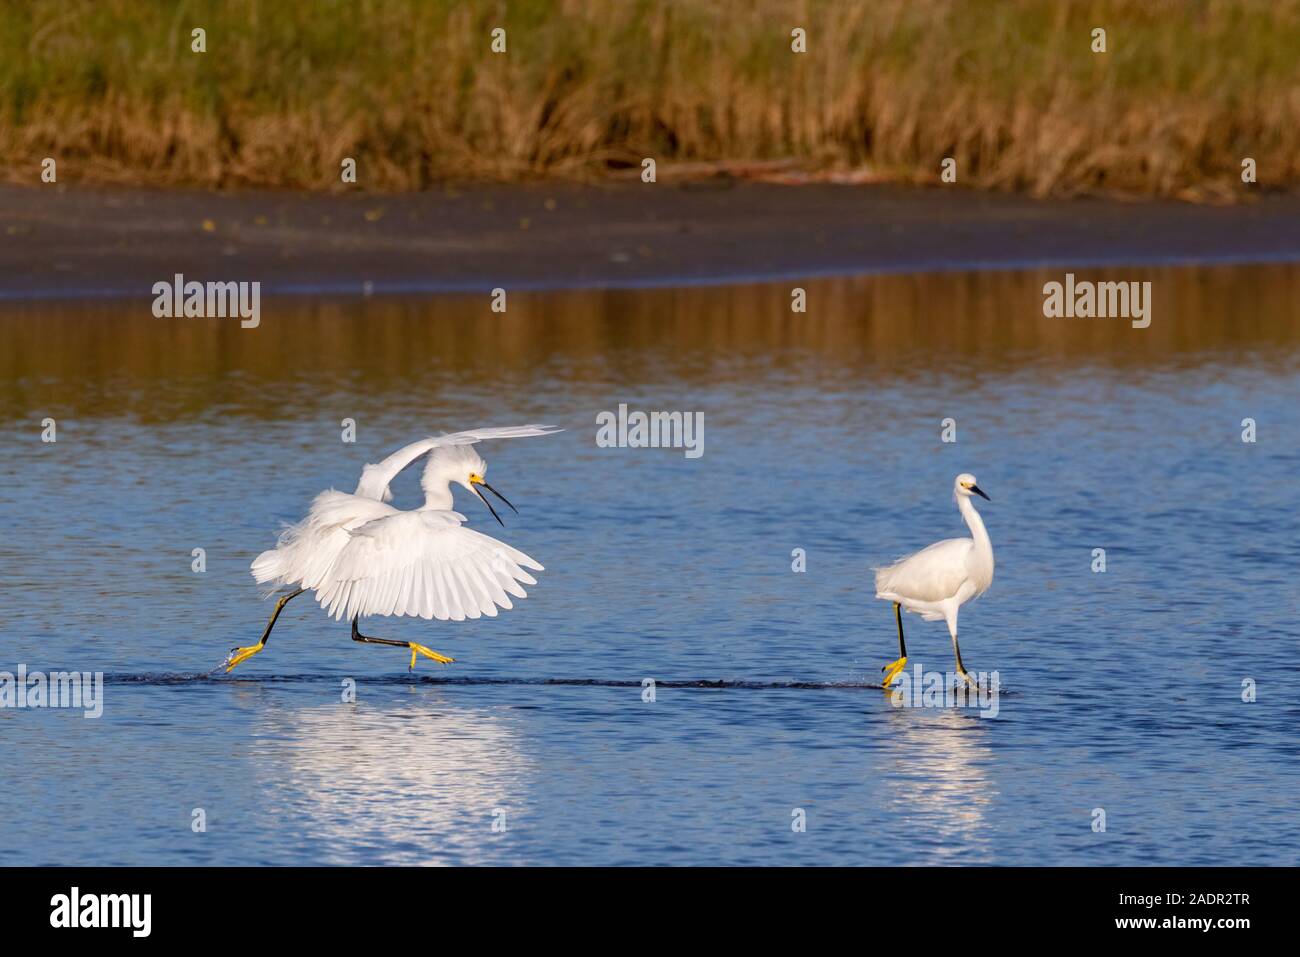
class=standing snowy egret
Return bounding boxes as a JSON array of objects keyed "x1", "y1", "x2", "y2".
[
  {"x1": 221, "y1": 424, "x2": 560, "y2": 673},
  {"x1": 874, "y1": 473, "x2": 994, "y2": 689}
]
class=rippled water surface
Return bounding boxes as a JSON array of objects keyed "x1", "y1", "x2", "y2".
[{"x1": 2, "y1": 266, "x2": 1298, "y2": 865}]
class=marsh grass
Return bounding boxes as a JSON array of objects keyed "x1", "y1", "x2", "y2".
[{"x1": 2, "y1": 0, "x2": 1297, "y2": 198}]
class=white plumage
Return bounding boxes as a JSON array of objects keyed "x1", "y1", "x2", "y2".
[
  {"x1": 250, "y1": 490, "x2": 395, "y2": 594},
  {"x1": 222, "y1": 424, "x2": 560, "y2": 674},
  {"x1": 875, "y1": 538, "x2": 989, "y2": 619},
  {"x1": 874, "y1": 473, "x2": 995, "y2": 686},
  {"x1": 315, "y1": 508, "x2": 542, "y2": 623},
  {"x1": 251, "y1": 425, "x2": 556, "y2": 595}
]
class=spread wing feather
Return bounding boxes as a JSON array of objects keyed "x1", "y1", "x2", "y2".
[
  {"x1": 352, "y1": 425, "x2": 560, "y2": 501},
  {"x1": 315, "y1": 510, "x2": 543, "y2": 622},
  {"x1": 253, "y1": 424, "x2": 558, "y2": 590},
  {"x1": 250, "y1": 490, "x2": 398, "y2": 591}
]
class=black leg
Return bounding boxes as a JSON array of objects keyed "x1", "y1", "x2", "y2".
[
  {"x1": 949, "y1": 624, "x2": 977, "y2": 689},
  {"x1": 351, "y1": 616, "x2": 407, "y2": 648},
  {"x1": 881, "y1": 602, "x2": 910, "y2": 687},
  {"x1": 351, "y1": 617, "x2": 455, "y2": 669},
  {"x1": 257, "y1": 587, "x2": 306, "y2": 648},
  {"x1": 222, "y1": 587, "x2": 306, "y2": 673},
  {"x1": 894, "y1": 602, "x2": 907, "y2": 659}
]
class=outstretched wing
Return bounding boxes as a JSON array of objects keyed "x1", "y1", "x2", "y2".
[
  {"x1": 315, "y1": 509, "x2": 544, "y2": 622},
  {"x1": 251, "y1": 490, "x2": 399, "y2": 590},
  {"x1": 352, "y1": 424, "x2": 561, "y2": 501}
]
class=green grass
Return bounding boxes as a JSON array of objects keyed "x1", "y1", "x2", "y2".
[{"x1": 1, "y1": 0, "x2": 1297, "y2": 198}]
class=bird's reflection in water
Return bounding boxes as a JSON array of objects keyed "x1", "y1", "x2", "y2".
[
  {"x1": 878, "y1": 704, "x2": 998, "y2": 862},
  {"x1": 244, "y1": 690, "x2": 535, "y2": 865}
]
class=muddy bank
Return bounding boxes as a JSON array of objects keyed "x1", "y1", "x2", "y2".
[{"x1": 3, "y1": 182, "x2": 1300, "y2": 299}]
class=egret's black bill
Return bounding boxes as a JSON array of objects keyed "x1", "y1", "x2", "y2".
[
  {"x1": 474, "y1": 488, "x2": 505, "y2": 526},
  {"x1": 971, "y1": 485, "x2": 991, "y2": 501},
  {"x1": 479, "y1": 480, "x2": 518, "y2": 514}
]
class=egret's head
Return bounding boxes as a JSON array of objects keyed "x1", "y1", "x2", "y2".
[
  {"x1": 448, "y1": 448, "x2": 489, "y2": 494},
  {"x1": 420, "y1": 444, "x2": 518, "y2": 526},
  {"x1": 954, "y1": 473, "x2": 990, "y2": 501},
  {"x1": 421, "y1": 443, "x2": 485, "y2": 490}
]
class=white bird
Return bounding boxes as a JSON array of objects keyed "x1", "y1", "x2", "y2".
[
  {"x1": 222, "y1": 425, "x2": 560, "y2": 673},
  {"x1": 874, "y1": 473, "x2": 994, "y2": 689}
]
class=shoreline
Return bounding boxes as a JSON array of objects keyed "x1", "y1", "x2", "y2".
[{"x1": 3, "y1": 183, "x2": 1300, "y2": 301}]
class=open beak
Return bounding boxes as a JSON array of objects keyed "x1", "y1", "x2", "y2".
[
  {"x1": 479, "y1": 480, "x2": 518, "y2": 514},
  {"x1": 469, "y1": 475, "x2": 516, "y2": 527},
  {"x1": 472, "y1": 486, "x2": 504, "y2": 526},
  {"x1": 971, "y1": 485, "x2": 990, "y2": 501}
]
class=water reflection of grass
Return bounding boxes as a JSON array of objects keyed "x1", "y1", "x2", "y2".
[
  {"x1": 3, "y1": 265, "x2": 1298, "y2": 422},
  {"x1": 3, "y1": 1, "x2": 1297, "y2": 198}
]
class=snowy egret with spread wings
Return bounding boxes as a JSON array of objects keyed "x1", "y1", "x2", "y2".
[{"x1": 220, "y1": 424, "x2": 561, "y2": 673}]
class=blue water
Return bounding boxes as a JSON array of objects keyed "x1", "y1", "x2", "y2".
[{"x1": 1, "y1": 266, "x2": 1298, "y2": 865}]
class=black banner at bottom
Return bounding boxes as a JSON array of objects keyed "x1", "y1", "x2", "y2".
[{"x1": 0, "y1": 866, "x2": 1278, "y2": 941}]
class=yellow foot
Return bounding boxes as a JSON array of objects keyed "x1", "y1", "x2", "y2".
[
  {"x1": 408, "y1": 643, "x2": 455, "y2": 671},
  {"x1": 881, "y1": 656, "x2": 908, "y2": 688},
  {"x1": 957, "y1": 669, "x2": 980, "y2": 691},
  {"x1": 223, "y1": 642, "x2": 265, "y2": 673}
]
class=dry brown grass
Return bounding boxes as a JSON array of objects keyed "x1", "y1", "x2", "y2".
[{"x1": 2, "y1": 0, "x2": 1297, "y2": 199}]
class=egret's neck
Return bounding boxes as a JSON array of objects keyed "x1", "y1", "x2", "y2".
[
  {"x1": 959, "y1": 496, "x2": 992, "y2": 557},
  {"x1": 419, "y1": 477, "x2": 454, "y2": 511}
]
